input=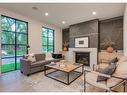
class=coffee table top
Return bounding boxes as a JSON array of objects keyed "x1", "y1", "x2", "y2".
[{"x1": 45, "y1": 61, "x2": 83, "y2": 72}]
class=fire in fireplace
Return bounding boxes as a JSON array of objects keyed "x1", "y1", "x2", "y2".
[{"x1": 75, "y1": 52, "x2": 90, "y2": 66}]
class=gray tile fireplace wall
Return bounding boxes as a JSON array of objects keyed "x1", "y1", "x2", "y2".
[
  {"x1": 62, "y1": 17, "x2": 123, "y2": 50},
  {"x1": 69, "y1": 19, "x2": 99, "y2": 48},
  {"x1": 99, "y1": 16, "x2": 123, "y2": 50}
]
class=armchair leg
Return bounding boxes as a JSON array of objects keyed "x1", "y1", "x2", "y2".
[
  {"x1": 84, "y1": 70, "x2": 86, "y2": 92},
  {"x1": 106, "y1": 89, "x2": 112, "y2": 92},
  {"x1": 124, "y1": 81, "x2": 126, "y2": 92},
  {"x1": 20, "y1": 71, "x2": 23, "y2": 73},
  {"x1": 27, "y1": 74, "x2": 30, "y2": 76}
]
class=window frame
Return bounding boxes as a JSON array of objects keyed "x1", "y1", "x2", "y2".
[
  {"x1": 1, "y1": 15, "x2": 28, "y2": 73},
  {"x1": 42, "y1": 26, "x2": 54, "y2": 53}
]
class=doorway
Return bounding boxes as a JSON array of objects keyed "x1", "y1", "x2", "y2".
[{"x1": 1, "y1": 15, "x2": 28, "y2": 73}]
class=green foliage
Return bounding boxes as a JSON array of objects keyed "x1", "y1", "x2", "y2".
[
  {"x1": 1, "y1": 16, "x2": 28, "y2": 73},
  {"x1": 1, "y1": 16, "x2": 15, "y2": 31},
  {"x1": 16, "y1": 20, "x2": 27, "y2": 33},
  {"x1": 17, "y1": 46, "x2": 27, "y2": 56},
  {"x1": 42, "y1": 27, "x2": 54, "y2": 53},
  {"x1": 2, "y1": 45, "x2": 15, "y2": 57},
  {"x1": 1, "y1": 16, "x2": 28, "y2": 45},
  {"x1": 1, "y1": 62, "x2": 20, "y2": 73},
  {"x1": 17, "y1": 34, "x2": 27, "y2": 45},
  {"x1": 2, "y1": 32, "x2": 15, "y2": 44}
]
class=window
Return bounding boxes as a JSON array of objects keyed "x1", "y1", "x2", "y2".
[
  {"x1": 1, "y1": 15, "x2": 28, "y2": 73},
  {"x1": 42, "y1": 27, "x2": 54, "y2": 53}
]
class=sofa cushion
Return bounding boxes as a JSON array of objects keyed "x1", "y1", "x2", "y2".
[
  {"x1": 97, "y1": 63, "x2": 117, "y2": 82},
  {"x1": 48, "y1": 59, "x2": 60, "y2": 63},
  {"x1": 118, "y1": 56, "x2": 127, "y2": 64},
  {"x1": 30, "y1": 60, "x2": 50, "y2": 68},
  {"x1": 35, "y1": 54, "x2": 46, "y2": 61},
  {"x1": 113, "y1": 61, "x2": 127, "y2": 78},
  {"x1": 86, "y1": 72, "x2": 108, "y2": 90}
]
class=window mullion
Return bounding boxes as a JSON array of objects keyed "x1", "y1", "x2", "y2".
[
  {"x1": 47, "y1": 30, "x2": 49, "y2": 52},
  {"x1": 15, "y1": 19, "x2": 17, "y2": 70},
  {"x1": 42, "y1": 27, "x2": 54, "y2": 53}
]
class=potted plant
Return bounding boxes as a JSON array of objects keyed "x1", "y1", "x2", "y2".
[
  {"x1": 63, "y1": 41, "x2": 69, "y2": 51},
  {"x1": 101, "y1": 37, "x2": 115, "y2": 53}
]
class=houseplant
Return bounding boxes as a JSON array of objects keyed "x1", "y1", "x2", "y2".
[
  {"x1": 101, "y1": 38, "x2": 115, "y2": 53},
  {"x1": 63, "y1": 41, "x2": 69, "y2": 51}
]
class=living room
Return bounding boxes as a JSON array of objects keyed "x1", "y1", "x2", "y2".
[{"x1": 0, "y1": 1, "x2": 127, "y2": 94}]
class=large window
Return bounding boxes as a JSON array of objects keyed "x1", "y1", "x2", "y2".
[
  {"x1": 42, "y1": 27, "x2": 54, "y2": 53},
  {"x1": 1, "y1": 15, "x2": 28, "y2": 73}
]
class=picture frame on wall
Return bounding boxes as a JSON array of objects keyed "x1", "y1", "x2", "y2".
[{"x1": 75, "y1": 37, "x2": 89, "y2": 48}]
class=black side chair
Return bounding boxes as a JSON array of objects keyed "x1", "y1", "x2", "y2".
[{"x1": 52, "y1": 53, "x2": 63, "y2": 59}]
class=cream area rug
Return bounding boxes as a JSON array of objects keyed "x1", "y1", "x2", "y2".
[
  {"x1": 0, "y1": 70, "x2": 125, "y2": 92},
  {"x1": 22, "y1": 71, "x2": 126, "y2": 92},
  {"x1": 22, "y1": 71, "x2": 84, "y2": 92}
]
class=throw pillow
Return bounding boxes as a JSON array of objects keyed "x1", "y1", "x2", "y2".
[
  {"x1": 46, "y1": 53, "x2": 54, "y2": 60},
  {"x1": 23, "y1": 55, "x2": 28, "y2": 59},
  {"x1": 109, "y1": 57, "x2": 118, "y2": 64},
  {"x1": 27, "y1": 53, "x2": 36, "y2": 63},
  {"x1": 97, "y1": 63, "x2": 117, "y2": 82}
]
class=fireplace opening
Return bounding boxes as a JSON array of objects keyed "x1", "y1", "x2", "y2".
[{"x1": 75, "y1": 52, "x2": 90, "y2": 66}]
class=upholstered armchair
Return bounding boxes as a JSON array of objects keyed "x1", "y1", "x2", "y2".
[
  {"x1": 97, "y1": 51, "x2": 123, "y2": 71},
  {"x1": 84, "y1": 56, "x2": 127, "y2": 92}
]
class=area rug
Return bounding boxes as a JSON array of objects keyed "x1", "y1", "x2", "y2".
[{"x1": 22, "y1": 71, "x2": 84, "y2": 92}]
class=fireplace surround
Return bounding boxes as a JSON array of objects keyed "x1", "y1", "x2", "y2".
[{"x1": 68, "y1": 48, "x2": 97, "y2": 69}]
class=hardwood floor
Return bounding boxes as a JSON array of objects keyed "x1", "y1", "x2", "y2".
[
  {"x1": 0, "y1": 70, "x2": 83, "y2": 92},
  {"x1": 0, "y1": 71, "x2": 34, "y2": 92}
]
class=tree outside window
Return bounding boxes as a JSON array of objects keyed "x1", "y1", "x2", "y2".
[{"x1": 42, "y1": 27, "x2": 54, "y2": 53}]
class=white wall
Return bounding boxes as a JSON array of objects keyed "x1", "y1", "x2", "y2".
[
  {"x1": 0, "y1": 7, "x2": 62, "y2": 75},
  {"x1": 124, "y1": 4, "x2": 127, "y2": 56}
]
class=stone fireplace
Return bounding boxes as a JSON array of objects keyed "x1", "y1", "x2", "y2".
[
  {"x1": 75, "y1": 52, "x2": 90, "y2": 66},
  {"x1": 68, "y1": 48, "x2": 97, "y2": 69}
]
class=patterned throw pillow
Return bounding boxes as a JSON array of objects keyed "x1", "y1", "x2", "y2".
[
  {"x1": 109, "y1": 57, "x2": 118, "y2": 64},
  {"x1": 97, "y1": 63, "x2": 117, "y2": 82},
  {"x1": 27, "y1": 53, "x2": 36, "y2": 63}
]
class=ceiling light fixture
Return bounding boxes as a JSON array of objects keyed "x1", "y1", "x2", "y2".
[
  {"x1": 45, "y1": 12, "x2": 49, "y2": 16},
  {"x1": 92, "y1": 11, "x2": 96, "y2": 15},
  {"x1": 62, "y1": 21, "x2": 66, "y2": 24}
]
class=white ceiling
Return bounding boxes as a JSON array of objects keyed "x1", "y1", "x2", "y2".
[{"x1": 0, "y1": 3, "x2": 125, "y2": 28}]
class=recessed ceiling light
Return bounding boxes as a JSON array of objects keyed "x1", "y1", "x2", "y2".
[
  {"x1": 32, "y1": 7, "x2": 38, "y2": 10},
  {"x1": 45, "y1": 12, "x2": 49, "y2": 16},
  {"x1": 92, "y1": 11, "x2": 96, "y2": 15},
  {"x1": 62, "y1": 21, "x2": 66, "y2": 24}
]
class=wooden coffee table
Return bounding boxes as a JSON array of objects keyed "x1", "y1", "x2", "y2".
[{"x1": 44, "y1": 61, "x2": 84, "y2": 85}]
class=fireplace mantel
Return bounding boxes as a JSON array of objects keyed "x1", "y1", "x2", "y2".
[{"x1": 68, "y1": 48, "x2": 97, "y2": 69}]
